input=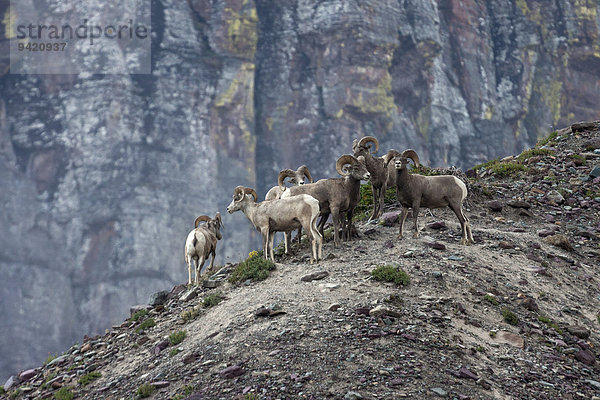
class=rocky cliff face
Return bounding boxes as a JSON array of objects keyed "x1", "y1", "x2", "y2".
[{"x1": 0, "y1": 0, "x2": 598, "y2": 380}]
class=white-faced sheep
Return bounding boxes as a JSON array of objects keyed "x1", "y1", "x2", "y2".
[
  {"x1": 352, "y1": 136, "x2": 389, "y2": 221},
  {"x1": 281, "y1": 154, "x2": 371, "y2": 246},
  {"x1": 265, "y1": 165, "x2": 314, "y2": 253},
  {"x1": 184, "y1": 212, "x2": 223, "y2": 285},
  {"x1": 385, "y1": 149, "x2": 475, "y2": 245},
  {"x1": 226, "y1": 186, "x2": 323, "y2": 263}
]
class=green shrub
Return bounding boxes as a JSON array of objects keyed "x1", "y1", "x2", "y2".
[
  {"x1": 536, "y1": 130, "x2": 559, "y2": 147},
  {"x1": 244, "y1": 393, "x2": 260, "y2": 400},
  {"x1": 180, "y1": 308, "x2": 199, "y2": 323},
  {"x1": 517, "y1": 148, "x2": 553, "y2": 161},
  {"x1": 538, "y1": 315, "x2": 563, "y2": 333},
  {"x1": 54, "y1": 387, "x2": 74, "y2": 400},
  {"x1": 490, "y1": 162, "x2": 528, "y2": 178},
  {"x1": 136, "y1": 384, "x2": 156, "y2": 398},
  {"x1": 371, "y1": 265, "x2": 410, "y2": 286},
  {"x1": 354, "y1": 184, "x2": 396, "y2": 222},
  {"x1": 502, "y1": 308, "x2": 519, "y2": 325},
  {"x1": 484, "y1": 294, "x2": 498, "y2": 305},
  {"x1": 168, "y1": 330, "x2": 187, "y2": 346},
  {"x1": 228, "y1": 251, "x2": 275, "y2": 284},
  {"x1": 473, "y1": 158, "x2": 500, "y2": 171},
  {"x1": 78, "y1": 371, "x2": 101, "y2": 386},
  {"x1": 135, "y1": 318, "x2": 156, "y2": 334},
  {"x1": 44, "y1": 353, "x2": 59, "y2": 365},
  {"x1": 131, "y1": 309, "x2": 149, "y2": 322},
  {"x1": 169, "y1": 348, "x2": 181, "y2": 357},
  {"x1": 202, "y1": 293, "x2": 223, "y2": 308}
]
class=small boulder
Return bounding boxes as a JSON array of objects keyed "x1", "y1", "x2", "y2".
[
  {"x1": 575, "y1": 349, "x2": 596, "y2": 365},
  {"x1": 150, "y1": 290, "x2": 169, "y2": 306},
  {"x1": 428, "y1": 221, "x2": 446, "y2": 229},
  {"x1": 543, "y1": 234, "x2": 573, "y2": 251},
  {"x1": 546, "y1": 190, "x2": 565, "y2": 205},
  {"x1": 18, "y1": 369, "x2": 36, "y2": 382},
  {"x1": 567, "y1": 325, "x2": 590, "y2": 339},
  {"x1": 507, "y1": 199, "x2": 531, "y2": 209},
  {"x1": 486, "y1": 200, "x2": 503, "y2": 212},
  {"x1": 381, "y1": 211, "x2": 400, "y2": 226},
  {"x1": 301, "y1": 271, "x2": 329, "y2": 282},
  {"x1": 219, "y1": 365, "x2": 245, "y2": 379}
]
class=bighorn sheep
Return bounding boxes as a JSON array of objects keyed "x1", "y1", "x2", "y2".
[
  {"x1": 265, "y1": 165, "x2": 314, "y2": 253},
  {"x1": 226, "y1": 186, "x2": 323, "y2": 263},
  {"x1": 184, "y1": 212, "x2": 223, "y2": 285},
  {"x1": 281, "y1": 155, "x2": 371, "y2": 246},
  {"x1": 352, "y1": 136, "x2": 389, "y2": 221},
  {"x1": 385, "y1": 149, "x2": 474, "y2": 245}
]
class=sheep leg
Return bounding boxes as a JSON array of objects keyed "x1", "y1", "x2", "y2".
[
  {"x1": 411, "y1": 202, "x2": 421, "y2": 238},
  {"x1": 311, "y1": 213, "x2": 323, "y2": 261},
  {"x1": 398, "y1": 207, "x2": 409, "y2": 239},
  {"x1": 208, "y1": 249, "x2": 216, "y2": 270},
  {"x1": 317, "y1": 213, "x2": 329, "y2": 238},
  {"x1": 268, "y1": 231, "x2": 276, "y2": 262},
  {"x1": 284, "y1": 232, "x2": 290, "y2": 254},
  {"x1": 186, "y1": 256, "x2": 193, "y2": 286},
  {"x1": 448, "y1": 203, "x2": 474, "y2": 245},
  {"x1": 369, "y1": 184, "x2": 379, "y2": 221},
  {"x1": 331, "y1": 207, "x2": 342, "y2": 246},
  {"x1": 345, "y1": 210, "x2": 354, "y2": 241},
  {"x1": 261, "y1": 229, "x2": 270, "y2": 260},
  {"x1": 195, "y1": 256, "x2": 205, "y2": 285}
]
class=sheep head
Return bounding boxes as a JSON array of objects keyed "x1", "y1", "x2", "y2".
[
  {"x1": 352, "y1": 136, "x2": 379, "y2": 156},
  {"x1": 227, "y1": 186, "x2": 258, "y2": 213},
  {"x1": 297, "y1": 165, "x2": 313, "y2": 184},
  {"x1": 336, "y1": 154, "x2": 371, "y2": 181},
  {"x1": 393, "y1": 149, "x2": 420, "y2": 170},
  {"x1": 213, "y1": 212, "x2": 223, "y2": 240}
]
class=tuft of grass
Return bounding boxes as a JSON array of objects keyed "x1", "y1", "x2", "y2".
[
  {"x1": 502, "y1": 308, "x2": 519, "y2": 326},
  {"x1": 569, "y1": 153, "x2": 586, "y2": 165},
  {"x1": 180, "y1": 308, "x2": 199, "y2": 323},
  {"x1": 78, "y1": 371, "x2": 101, "y2": 386},
  {"x1": 135, "y1": 318, "x2": 156, "y2": 334},
  {"x1": 517, "y1": 148, "x2": 553, "y2": 161},
  {"x1": 354, "y1": 184, "x2": 396, "y2": 221},
  {"x1": 491, "y1": 162, "x2": 528, "y2": 177},
  {"x1": 538, "y1": 315, "x2": 563, "y2": 334},
  {"x1": 371, "y1": 264, "x2": 410, "y2": 286},
  {"x1": 131, "y1": 309, "x2": 149, "y2": 322},
  {"x1": 484, "y1": 294, "x2": 499, "y2": 305},
  {"x1": 228, "y1": 251, "x2": 275, "y2": 284},
  {"x1": 536, "y1": 130, "x2": 559, "y2": 147},
  {"x1": 0, "y1": 387, "x2": 4, "y2": 395},
  {"x1": 244, "y1": 393, "x2": 260, "y2": 400},
  {"x1": 168, "y1": 330, "x2": 187, "y2": 346},
  {"x1": 169, "y1": 348, "x2": 181, "y2": 357},
  {"x1": 202, "y1": 292, "x2": 223, "y2": 308},
  {"x1": 54, "y1": 387, "x2": 74, "y2": 400},
  {"x1": 44, "y1": 353, "x2": 59, "y2": 365},
  {"x1": 473, "y1": 158, "x2": 500, "y2": 171},
  {"x1": 489, "y1": 331, "x2": 497, "y2": 338},
  {"x1": 136, "y1": 384, "x2": 156, "y2": 398}
]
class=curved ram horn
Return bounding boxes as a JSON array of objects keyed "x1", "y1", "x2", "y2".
[
  {"x1": 358, "y1": 136, "x2": 379, "y2": 154},
  {"x1": 277, "y1": 169, "x2": 296, "y2": 191},
  {"x1": 336, "y1": 154, "x2": 357, "y2": 176},
  {"x1": 243, "y1": 187, "x2": 258, "y2": 202},
  {"x1": 401, "y1": 149, "x2": 420, "y2": 167},
  {"x1": 194, "y1": 215, "x2": 210, "y2": 228},
  {"x1": 298, "y1": 165, "x2": 313, "y2": 183},
  {"x1": 383, "y1": 149, "x2": 401, "y2": 166}
]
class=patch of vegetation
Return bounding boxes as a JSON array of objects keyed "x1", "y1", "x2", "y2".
[
  {"x1": 168, "y1": 330, "x2": 187, "y2": 346},
  {"x1": 131, "y1": 309, "x2": 149, "y2": 322},
  {"x1": 169, "y1": 348, "x2": 181, "y2": 357},
  {"x1": 54, "y1": 387, "x2": 74, "y2": 400},
  {"x1": 585, "y1": 189, "x2": 600, "y2": 199},
  {"x1": 9, "y1": 389, "x2": 21, "y2": 399},
  {"x1": 411, "y1": 164, "x2": 441, "y2": 176},
  {"x1": 243, "y1": 393, "x2": 260, "y2": 400},
  {"x1": 323, "y1": 227, "x2": 334, "y2": 241},
  {"x1": 492, "y1": 162, "x2": 528, "y2": 178},
  {"x1": 538, "y1": 315, "x2": 563, "y2": 334},
  {"x1": 473, "y1": 158, "x2": 500, "y2": 171},
  {"x1": 353, "y1": 184, "x2": 397, "y2": 222},
  {"x1": 228, "y1": 251, "x2": 275, "y2": 284},
  {"x1": 135, "y1": 318, "x2": 156, "y2": 334},
  {"x1": 585, "y1": 144, "x2": 597, "y2": 151},
  {"x1": 41, "y1": 372, "x2": 58, "y2": 390},
  {"x1": 180, "y1": 308, "x2": 199, "y2": 323},
  {"x1": 502, "y1": 308, "x2": 519, "y2": 326},
  {"x1": 171, "y1": 385, "x2": 196, "y2": 400},
  {"x1": 371, "y1": 264, "x2": 410, "y2": 286},
  {"x1": 536, "y1": 130, "x2": 559, "y2": 147},
  {"x1": 484, "y1": 294, "x2": 499, "y2": 305},
  {"x1": 78, "y1": 371, "x2": 101, "y2": 386},
  {"x1": 480, "y1": 184, "x2": 496, "y2": 197},
  {"x1": 136, "y1": 383, "x2": 156, "y2": 398},
  {"x1": 44, "y1": 353, "x2": 59, "y2": 365},
  {"x1": 517, "y1": 148, "x2": 553, "y2": 161},
  {"x1": 489, "y1": 331, "x2": 497, "y2": 338},
  {"x1": 202, "y1": 293, "x2": 223, "y2": 308},
  {"x1": 569, "y1": 153, "x2": 585, "y2": 164}
]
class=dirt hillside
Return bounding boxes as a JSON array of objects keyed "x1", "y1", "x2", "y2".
[{"x1": 3, "y1": 122, "x2": 600, "y2": 400}]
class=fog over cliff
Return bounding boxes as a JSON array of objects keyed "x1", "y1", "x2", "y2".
[{"x1": 0, "y1": 0, "x2": 599, "y2": 381}]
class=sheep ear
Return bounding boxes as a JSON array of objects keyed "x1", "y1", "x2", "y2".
[{"x1": 215, "y1": 212, "x2": 223, "y2": 229}]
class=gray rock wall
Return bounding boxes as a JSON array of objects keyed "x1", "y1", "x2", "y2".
[{"x1": 1, "y1": 0, "x2": 598, "y2": 380}]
